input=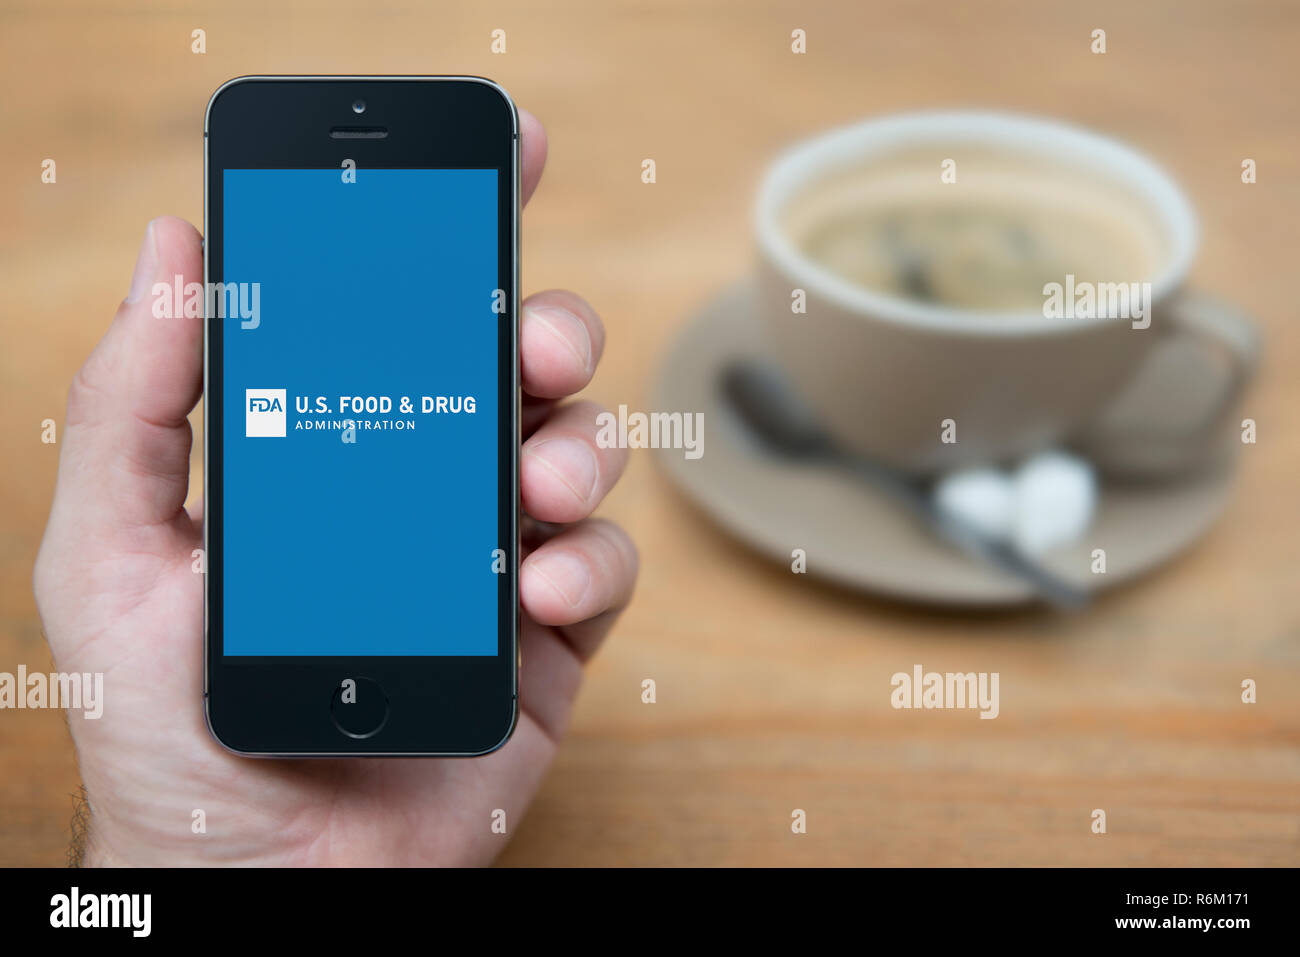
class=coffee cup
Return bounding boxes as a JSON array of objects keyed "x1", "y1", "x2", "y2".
[{"x1": 754, "y1": 111, "x2": 1257, "y2": 476}]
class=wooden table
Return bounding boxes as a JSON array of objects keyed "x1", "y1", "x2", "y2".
[{"x1": 1, "y1": 0, "x2": 1296, "y2": 866}]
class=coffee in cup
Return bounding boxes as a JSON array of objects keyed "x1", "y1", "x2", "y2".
[{"x1": 786, "y1": 148, "x2": 1167, "y2": 314}]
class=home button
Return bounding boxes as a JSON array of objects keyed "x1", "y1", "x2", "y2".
[{"x1": 330, "y1": 678, "x2": 389, "y2": 739}]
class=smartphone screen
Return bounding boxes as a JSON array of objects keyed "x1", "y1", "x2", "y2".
[
  {"x1": 205, "y1": 78, "x2": 519, "y2": 756},
  {"x1": 222, "y1": 168, "x2": 498, "y2": 656}
]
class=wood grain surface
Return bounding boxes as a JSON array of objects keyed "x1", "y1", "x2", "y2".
[{"x1": 1, "y1": 0, "x2": 1296, "y2": 866}]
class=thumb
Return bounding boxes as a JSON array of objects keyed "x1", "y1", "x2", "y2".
[{"x1": 50, "y1": 216, "x2": 204, "y2": 535}]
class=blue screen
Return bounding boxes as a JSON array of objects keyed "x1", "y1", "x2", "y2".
[{"x1": 221, "y1": 168, "x2": 499, "y2": 656}]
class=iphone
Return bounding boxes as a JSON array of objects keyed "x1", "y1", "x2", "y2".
[{"x1": 203, "y1": 77, "x2": 519, "y2": 755}]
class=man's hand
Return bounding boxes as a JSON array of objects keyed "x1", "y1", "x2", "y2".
[{"x1": 33, "y1": 109, "x2": 637, "y2": 866}]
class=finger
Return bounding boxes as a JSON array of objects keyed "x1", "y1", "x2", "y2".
[
  {"x1": 520, "y1": 519, "x2": 639, "y2": 645},
  {"x1": 517, "y1": 617, "x2": 584, "y2": 742},
  {"x1": 520, "y1": 290, "x2": 605, "y2": 400},
  {"x1": 520, "y1": 107, "x2": 547, "y2": 206},
  {"x1": 54, "y1": 216, "x2": 203, "y2": 531},
  {"x1": 521, "y1": 400, "x2": 628, "y2": 524}
]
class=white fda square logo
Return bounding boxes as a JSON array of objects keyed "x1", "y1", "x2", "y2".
[{"x1": 245, "y1": 388, "x2": 287, "y2": 437}]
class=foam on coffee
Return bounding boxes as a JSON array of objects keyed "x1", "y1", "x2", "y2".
[{"x1": 783, "y1": 149, "x2": 1171, "y2": 312}]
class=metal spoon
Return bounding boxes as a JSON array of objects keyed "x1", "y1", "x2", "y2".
[{"x1": 719, "y1": 360, "x2": 1090, "y2": 610}]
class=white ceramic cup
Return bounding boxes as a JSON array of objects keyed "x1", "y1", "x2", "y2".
[{"x1": 754, "y1": 111, "x2": 1257, "y2": 476}]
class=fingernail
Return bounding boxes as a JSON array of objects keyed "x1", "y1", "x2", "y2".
[
  {"x1": 529, "y1": 552, "x2": 591, "y2": 608},
  {"x1": 125, "y1": 220, "x2": 159, "y2": 304},
  {"x1": 530, "y1": 306, "x2": 593, "y2": 377},
  {"x1": 528, "y1": 437, "x2": 598, "y2": 503}
]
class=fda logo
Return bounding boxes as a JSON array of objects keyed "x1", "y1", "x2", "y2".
[{"x1": 245, "y1": 388, "x2": 286, "y2": 437}]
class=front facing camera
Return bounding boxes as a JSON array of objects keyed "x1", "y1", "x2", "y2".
[{"x1": 352, "y1": 99, "x2": 366, "y2": 114}]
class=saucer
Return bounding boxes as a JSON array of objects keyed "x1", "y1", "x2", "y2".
[{"x1": 650, "y1": 280, "x2": 1239, "y2": 606}]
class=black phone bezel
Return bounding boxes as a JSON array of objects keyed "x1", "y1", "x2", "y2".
[{"x1": 203, "y1": 76, "x2": 519, "y2": 756}]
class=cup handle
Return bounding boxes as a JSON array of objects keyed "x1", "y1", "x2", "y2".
[
  {"x1": 1078, "y1": 289, "x2": 1260, "y2": 474},
  {"x1": 1157, "y1": 289, "x2": 1260, "y2": 430}
]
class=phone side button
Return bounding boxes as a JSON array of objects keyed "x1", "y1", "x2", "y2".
[{"x1": 329, "y1": 678, "x2": 389, "y2": 739}]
